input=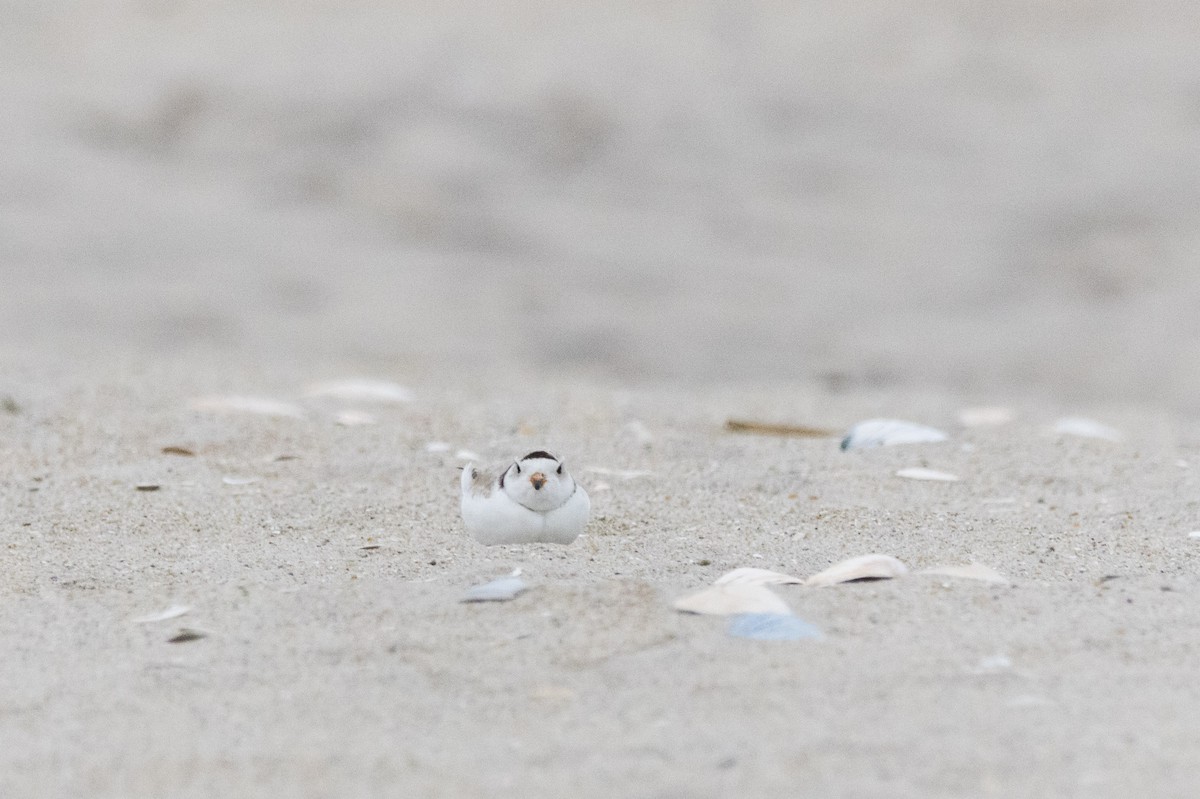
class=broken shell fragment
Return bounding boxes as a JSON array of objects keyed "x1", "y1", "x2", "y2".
[
  {"x1": 714, "y1": 567, "x2": 804, "y2": 587},
  {"x1": 462, "y1": 576, "x2": 528, "y2": 603},
  {"x1": 1053, "y1": 417, "x2": 1123, "y2": 442},
  {"x1": 305, "y1": 378, "x2": 412, "y2": 403},
  {"x1": 727, "y1": 613, "x2": 823, "y2": 641},
  {"x1": 840, "y1": 419, "x2": 948, "y2": 450},
  {"x1": 672, "y1": 583, "x2": 791, "y2": 616},
  {"x1": 805, "y1": 554, "x2": 908, "y2": 587}
]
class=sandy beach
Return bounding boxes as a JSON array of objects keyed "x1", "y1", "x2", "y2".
[{"x1": 4, "y1": 2, "x2": 1200, "y2": 797}]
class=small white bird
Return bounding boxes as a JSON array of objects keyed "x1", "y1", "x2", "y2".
[{"x1": 460, "y1": 450, "x2": 590, "y2": 545}]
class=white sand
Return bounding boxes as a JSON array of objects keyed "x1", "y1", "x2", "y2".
[{"x1": 3, "y1": 2, "x2": 1200, "y2": 796}]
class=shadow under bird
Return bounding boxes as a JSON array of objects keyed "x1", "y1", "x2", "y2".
[{"x1": 460, "y1": 451, "x2": 590, "y2": 545}]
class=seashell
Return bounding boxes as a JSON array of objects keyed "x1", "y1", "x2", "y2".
[
  {"x1": 462, "y1": 576, "x2": 528, "y2": 603},
  {"x1": 672, "y1": 583, "x2": 791, "y2": 616},
  {"x1": 727, "y1": 613, "x2": 823, "y2": 641},
  {"x1": 1053, "y1": 417, "x2": 1122, "y2": 442},
  {"x1": 134, "y1": 483, "x2": 161, "y2": 492},
  {"x1": 896, "y1": 467, "x2": 960, "y2": 482},
  {"x1": 455, "y1": 449, "x2": 481, "y2": 461},
  {"x1": 221, "y1": 475, "x2": 259, "y2": 486},
  {"x1": 190, "y1": 395, "x2": 305, "y2": 419},
  {"x1": 957, "y1": 406, "x2": 1015, "y2": 427},
  {"x1": 840, "y1": 419, "x2": 948, "y2": 450},
  {"x1": 919, "y1": 563, "x2": 1010, "y2": 584},
  {"x1": 805, "y1": 554, "x2": 908, "y2": 587},
  {"x1": 305, "y1": 378, "x2": 412, "y2": 403},
  {"x1": 714, "y1": 567, "x2": 804, "y2": 587},
  {"x1": 424, "y1": 441, "x2": 451, "y2": 453},
  {"x1": 1188, "y1": 531, "x2": 1200, "y2": 540},
  {"x1": 161, "y1": 446, "x2": 195, "y2": 456},
  {"x1": 333, "y1": 409, "x2": 376, "y2": 426},
  {"x1": 133, "y1": 604, "x2": 191, "y2": 624}
]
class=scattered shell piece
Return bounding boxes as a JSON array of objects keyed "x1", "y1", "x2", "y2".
[
  {"x1": 334, "y1": 409, "x2": 377, "y2": 426},
  {"x1": 805, "y1": 554, "x2": 908, "y2": 587},
  {"x1": 840, "y1": 419, "x2": 948, "y2": 450},
  {"x1": 958, "y1": 407, "x2": 1015, "y2": 427},
  {"x1": 190, "y1": 396, "x2": 305, "y2": 419},
  {"x1": 134, "y1": 483, "x2": 161, "y2": 492},
  {"x1": 161, "y1": 446, "x2": 195, "y2": 457},
  {"x1": 1188, "y1": 531, "x2": 1200, "y2": 540},
  {"x1": 973, "y1": 654, "x2": 1013, "y2": 674},
  {"x1": 896, "y1": 467, "x2": 960, "y2": 482},
  {"x1": 305, "y1": 378, "x2": 412, "y2": 403},
  {"x1": 455, "y1": 449, "x2": 481, "y2": 461},
  {"x1": 673, "y1": 583, "x2": 791, "y2": 616},
  {"x1": 133, "y1": 604, "x2": 191, "y2": 624},
  {"x1": 727, "y1": 613, "x2": 823, "y2": 641},
  {"x1": 271, "y1": 454, "x2": 300, "y2": 462},
  {"x1": 725, "y1": 419, "x2": 835, "y2": 438},
  {"x1": 919, "y1": 563, "x2": 1010, "y2": 584},
  {"x1": 584, "y1": 467, "x2": 654, "y2": 480},
  {"x1": 1053, "y1": 417, "x2": 1123, "y2": 442},
  {"x1": 714, "y1": 567, "x2": 804, "y2": 587},
  {"x1": 167, "y1": 628, "x2": 207, "y2": 644},
  {"x1": 463, "y1": 576, "x2": 528, "y2": 603},
  {"x1": 425, "y1": 441, "x2": 451, "y2": 453},
  {"x1": 591, "y1": 481, "x2": 612, "y2": 492},
  {"x1": 221, "y1": 475, "x2": 259, "y2": 486}
]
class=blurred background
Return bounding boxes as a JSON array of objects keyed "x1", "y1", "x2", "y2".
[{"x1": 2, "y1": 1, "x2": 1198, "y2": 407}]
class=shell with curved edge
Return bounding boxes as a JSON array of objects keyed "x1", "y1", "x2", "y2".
[
  {"x1": 805, "y1": 554, "x2": 908, "y2": 587},
  {"x1": 714, "y1": 567, "x2": 804, "y2": 587},
  {"x1": 840, "y1": 419, "x2": 948, "y2": 450},
  {"x1": 672, "y1": 583, "x2": 791, "y2": 616},
  {"x1": 918, "y1": 563, "x2": 1009, "y2": 584}
]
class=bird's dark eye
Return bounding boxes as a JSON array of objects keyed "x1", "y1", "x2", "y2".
[
  {"x1": 514, "y1": 462, "x2": 521, "y2": 474},
  {"x1": 556, "y1": 463, "x2": 564, "y2": 475}
]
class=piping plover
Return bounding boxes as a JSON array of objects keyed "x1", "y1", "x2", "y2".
[{"x1": 460, "y1": 451, "x2": 590, "y2": 545}]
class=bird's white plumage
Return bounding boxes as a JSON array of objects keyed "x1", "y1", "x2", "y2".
[{"x1": 460, "y1": 451, "x2": 590, "y2": 545}]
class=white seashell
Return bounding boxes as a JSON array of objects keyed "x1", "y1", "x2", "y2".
[
  {"x1": 1053, "y1": 417, "x2": 1122, "y2": 442},
  {"x1": 305, "y1": 378, "x2": 412, "y2": 403},
  {"x1": 190, "y1": 395, "x2": 305, "y2": 419},
  {"x1": 462, "y1": 576, "x2": 528, "y2": 602},
  {"x1": 672, "y1": 583, "x2": 791, "y2": 616},
  {"x1": 333, "y1": 410, "x2": 376, "y2": 426},
  {"x1": 957, "y1": 406, "x2": 1015, "y2": 427},
  {"x1": 221, "y1": 475, "x2": 259, "y2": 486},
  {"x1": 1188, "y1": 531, "x2": 1200, "y2": 540},
  {"x1": 425, "y1": 441, "x2": 452, "y2": 453},
  {"x1": 133, "y1": 604, "x2": 191, "y2": 624},
  {"x1": 455, "y1": 449, "x2": 481, "y2": 461},
  {"x1": 805, "y1": 554, "x2": 908, "y2": 587},
  {"x1": 919, "y1": 563, "x2": 1010, "y2": 584},
  {"x1": 840, "y1": 419, "x2": 948, "y2": 450},
  {"x1": 714, "y1": 567, "x2": 804, "y2": 587},
  {"x1": 896, "y1": 467, "x2": 960, "y2": 482}
]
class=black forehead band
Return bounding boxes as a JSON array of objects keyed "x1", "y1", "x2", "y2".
[{"x1": 520, "y1": 451, "x2": 557, "y2": 462}]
